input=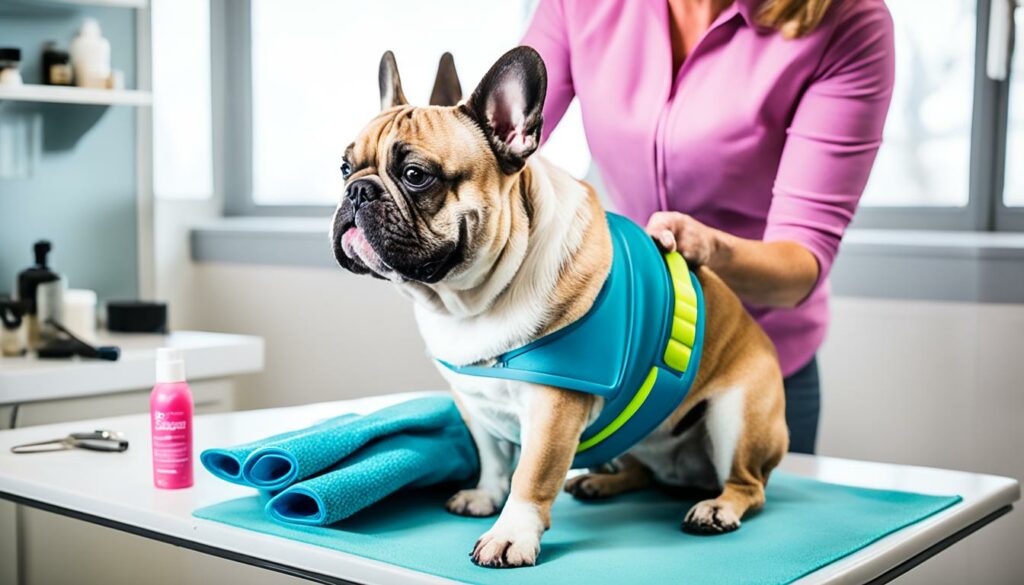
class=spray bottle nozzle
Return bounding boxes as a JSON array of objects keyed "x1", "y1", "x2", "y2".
[{"x1": 33, "y1": 240, "x2": 52, "y2": 267}]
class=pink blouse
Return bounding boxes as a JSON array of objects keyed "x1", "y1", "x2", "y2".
[{"x1": 523, "y1": 0, "x2": 895, "y2": 376}]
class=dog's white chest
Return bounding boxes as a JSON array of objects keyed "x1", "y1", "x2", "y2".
[{"x1": 439, "y1": 366, "x2": 529, "y2": 445}]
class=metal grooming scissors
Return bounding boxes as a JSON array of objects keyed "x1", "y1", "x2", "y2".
[{"x1": 11, "y1": 430, "x2": 129, "y2": 454}]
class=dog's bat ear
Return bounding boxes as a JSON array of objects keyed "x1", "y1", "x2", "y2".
[
  {"x1": 429, "y1": 52, "x2": 463, "y2": 107},
  {"x1": 378, "y1": 50, "x2": 408, "y2": 110},
  {"x1": 466, "y1": 46, "x2": 547, "y2": 174}
]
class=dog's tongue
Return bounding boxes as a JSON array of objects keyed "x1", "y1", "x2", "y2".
[{"x1": 342, "y1": 227, "x2": 384, "y2": 268}]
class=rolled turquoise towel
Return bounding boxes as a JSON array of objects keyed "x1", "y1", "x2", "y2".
[
  {"x1": 266, "y1": 422, "x2": 477, "y2": 525},
  {"x1": 199, "y1": 414, "x2": 358, "y2": 486},
  {"x1": 240, "y1": 396, "x2": 469, "y2": 491}
]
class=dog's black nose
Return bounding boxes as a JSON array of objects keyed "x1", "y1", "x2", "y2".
[{"x1": 346, "y1": 180, "x2": 381, "y2": 210}]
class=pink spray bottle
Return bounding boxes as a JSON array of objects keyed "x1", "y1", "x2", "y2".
[{"x1": 150, "y1": 347, "x2": 194, "y2": 489}]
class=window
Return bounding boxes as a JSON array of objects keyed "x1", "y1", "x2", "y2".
[
  {"x1": 247, "y1": 0, "x2": 589, "y2": 207},
  {"x1": 1005, "y1": 7, "x2": 1024, "y2": 207},
  {"x1": 861, "y1": 0, "x2": 976, "y2": 207},
  {"x1": 852, "y1": 0, "x2": 1022, "y2": 230},
  {"x1": 224, "y1": 0, "x2": 1019, "y2": 232},
  {"x1": 152, "y1": 0, "x2": 213, "y2": 200}
]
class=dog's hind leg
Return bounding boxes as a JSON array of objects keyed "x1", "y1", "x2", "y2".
[
  {"x1": 446, "y1": 412, "x2": 514, "y2": 518},
  {"x1": 682, "y1": 474, "x2": 764, "y2": 534},
  {"x1": 681, "y1": 383, "x2": 787, "y2": 534},
  {"x1": 564, "y1": 455, "x2": 653, "y2": 500}
]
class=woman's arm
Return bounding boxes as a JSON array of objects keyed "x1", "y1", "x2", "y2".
[
  {"x1": 647, "y1": 212, "x2": 818, "y2": 308},
  {"x1": 651, "y1": 2, "x2": 895, "y2": 309},
  {"x1": 521, "y1": 0, "x2": 576, "y2": 142}
]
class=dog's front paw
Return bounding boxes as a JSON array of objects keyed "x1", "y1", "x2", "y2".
[
  {"x1": 446, "y1": 489, "x2": 503, "y2": 517},
  {"x1": 682, "y1": 499, "x2": 741, "y2": 535},
  {"x1": 471, "y1": 529, "x2": 540, "y2": 568},
  {"x1": 470, "y1": 497, "x2": 545, "y2": 568}
]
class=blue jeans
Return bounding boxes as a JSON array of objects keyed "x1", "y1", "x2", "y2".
[{"x1": 783, "y1": 356, "x2": 820, "y2": 454}]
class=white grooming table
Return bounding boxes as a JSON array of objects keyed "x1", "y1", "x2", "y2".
[{"x1": 0, "y1": 392, "x2": 1017, "y2": 585}]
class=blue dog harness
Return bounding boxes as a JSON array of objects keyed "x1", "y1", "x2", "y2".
[{"x1": 442, "y1": 213, "x2": 705, "y2": 469}]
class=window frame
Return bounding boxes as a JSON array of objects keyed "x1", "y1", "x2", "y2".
[
  {"x1": 851, "y1": 0, "x2": 1016, "y2": 231},
  {"x1": 219, "y1": 0, "x2": 1024, "y2": 231},
  {"x1": 995, "y1": 19, "x2": 1024, "y2": 232},
  {"x1": 220, "y1": 0, "x2": 330, "y2": 217}
]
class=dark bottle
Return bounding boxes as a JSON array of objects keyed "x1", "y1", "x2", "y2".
[
  {"x1": 42, "y1": 42, "x2": 72, "y2": 86},
  {"x1": 16, "y1": 241, "x2": 61, "y2": 349}
]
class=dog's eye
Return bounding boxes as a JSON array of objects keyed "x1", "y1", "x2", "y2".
[
  {"x1": 402, "y1": 165, "x2": 434, "y2": 190},
  {"x1": 340, "y1": 162, "x2": 353, "y2": 179}
]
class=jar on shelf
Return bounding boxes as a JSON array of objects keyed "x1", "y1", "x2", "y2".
[
  {"x1": 42, "y1": 42, "x2": 73, "y2": 86},
  {"x1": 0, "y1": 47, "x2": 23, "y2": 87}
]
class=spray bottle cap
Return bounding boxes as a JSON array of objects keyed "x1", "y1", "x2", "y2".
[
  {"x1": 80, "y1": 18, "x2": 102, "y2": 37},
  {"x1": 33, "y1": 240, "x2": 51, "y2": 267},
  {"x1": 156, "y1": 347, "x2": 186, "y2": 383}
]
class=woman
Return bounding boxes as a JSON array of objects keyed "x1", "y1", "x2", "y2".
[{"x1": 522, "y1": 0, "x2": 895, "y2": 454}]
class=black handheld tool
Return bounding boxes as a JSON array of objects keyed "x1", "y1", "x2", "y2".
[{"x1": 39, "y1": 319, "x2": 120, "y2": 361}]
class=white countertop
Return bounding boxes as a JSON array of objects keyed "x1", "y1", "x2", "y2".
[
  {"x1": 0, "y1": 392, "x2": 1017, "y2": 584},
  {"x1": 0, "y1": 331, "x2": 264, "y2": 405}
]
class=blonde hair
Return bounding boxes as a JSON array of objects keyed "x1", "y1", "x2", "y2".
[{"x1": 756, "y1": 0, "x2": 834, "y2": 39}]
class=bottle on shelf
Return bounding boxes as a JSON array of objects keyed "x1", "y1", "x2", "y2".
[
  {"x1": 42, "y1": 42, "x2": 73, "y2": 86},
  {"x1": 70, "y1": 19, "x2": 111, "y2": 89},
  {"x1": 16, "y1": 241, "x2": 64, "y2": 351},
  {"x1": 0, "y1": 47, "x2": 23, "y2": 87}
]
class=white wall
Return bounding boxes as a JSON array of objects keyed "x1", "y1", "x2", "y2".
[
  {"x1": 154, "y1": 199, "x2": 221, "y2": 328},
  {"x1": 184, "y1": 262, "x2": 444, "y2": 410},
  {"x1": 819, "y1": 297, "x2": 1024, "y2": 584}
]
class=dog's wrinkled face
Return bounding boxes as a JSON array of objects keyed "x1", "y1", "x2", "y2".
[{"x1": 331, "y1": 48, "x2": 547, "y2": 284}]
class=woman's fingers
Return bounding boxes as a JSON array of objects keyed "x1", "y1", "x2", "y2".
[
  {"x1": 646, "y1": 211, "x2": 682, "y2": 233},
  {"x1": 656, "y1": 230, "x2": 677, "y2": 252},
  {"x1": 645, "y1": 211, "x2": 718, "y2": 265},
  {"x1": 646, "y1": 212, "x2": 684, "y2": 252}
]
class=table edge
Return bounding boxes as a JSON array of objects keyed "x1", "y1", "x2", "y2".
[{"x1": 1, "y1": 475, "x2": 1017, "y2": 585}]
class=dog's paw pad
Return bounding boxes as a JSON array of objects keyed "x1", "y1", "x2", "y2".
[
  {"x1": 681, "y1": 500, "x2": 741, "y2": 535},
  {"x1": 564, "y1": 474, "x2": 611, "y2": 500},
  {"x1": 446, "y1": 489, "x2": 501, "y2": 517},
  {"x1": 471, "y1": 532, "x2": 539, "y2": 568}
]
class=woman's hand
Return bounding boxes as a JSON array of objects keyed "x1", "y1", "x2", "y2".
[
  {"x1": 646, "y1": 211, "x2": 820, "y2": 309},
  {"x1": 646, "y1": 211, "x2": 723, "y2": 266}
]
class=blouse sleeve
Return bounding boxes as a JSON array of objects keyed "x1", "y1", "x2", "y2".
[
  {"x1": 762, "y1": 2, "x2": 896, "y2": 286},
  {"x1": 521, "y1": 0, "x2": 576, "y2": 142}
]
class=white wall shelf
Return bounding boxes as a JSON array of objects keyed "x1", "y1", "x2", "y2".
[
  {"x1": 23, "y1": 0, "x2": 148, "y2": 8},
  {"x1": 0, "y1": 84, "x2": 151, "y2": 106}
]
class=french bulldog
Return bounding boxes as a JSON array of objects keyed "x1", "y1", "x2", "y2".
[{"x1": 331, "y1": 47, "x2": 788, "y2": 568}]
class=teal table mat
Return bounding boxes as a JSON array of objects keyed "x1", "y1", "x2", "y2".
[{"x1": 194, "y1": 472, "x2": 960, "y2": 585}]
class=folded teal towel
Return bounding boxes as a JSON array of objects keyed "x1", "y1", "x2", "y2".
[
  {"x1": 267, "y1": 423, "x2": 477, "y2": 525},
  {"x1": 200, "y1": 395, "x2": 479, "y2": 525},
  {"x1": 199, "y1": 414, "x2": 358, "y2": 487},
  {"x1": 240, "y1": 396, "x2": 470, "y2": 491}
]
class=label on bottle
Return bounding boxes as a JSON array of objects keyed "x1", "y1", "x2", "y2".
[
  {"x1": 151, "y1": 409, "x2": 193, "y2": 488},
  {"x1": 48, "y1": 64, "x2": 72, "y2": 86}
]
